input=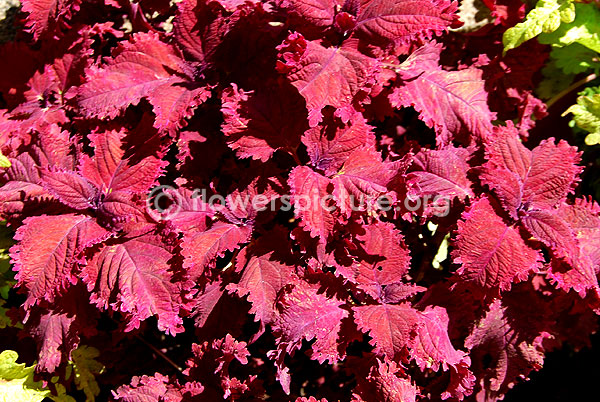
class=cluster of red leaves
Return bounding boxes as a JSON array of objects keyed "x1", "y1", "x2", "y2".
[{"x1": 0, "y1": 0, "x2": 599, "y2": 400}]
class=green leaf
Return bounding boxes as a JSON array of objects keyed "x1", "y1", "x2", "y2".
[
  {"x1": 0, "y1": 222, "x2": 15, "y2": 300},
  {"x1": 68, "y1": 346, "x2": 104, "y2": 402},
  {"x1": 0, "y1": 153, "x2": 9, "y2": 169},
  {"x1": 539, "y1": 3, "x2": 600, "y2": 52},
  {"x1": 564, "y1": 88, "x2": 600, "y2": 145},
  {"x1": 0, "y1": 351, "x2": 75, "y2": 402},
  {"x1": 550, "y1": 43, "x2": 600, "y2": 75},
  {"x1": 0, "y1": 350, "x2": 53, "y2": 402},
  {"x1": 503, "y1": 0, "x2": 576, "y2": 53},
  {"x1": 536, "y1": 61, "x2": 576, "y2": 99}
]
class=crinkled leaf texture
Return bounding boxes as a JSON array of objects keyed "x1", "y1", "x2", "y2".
[
  {"x1": 9, "y1": 214, "x2": 110, "y2": 310},
  {"x1": 278, "y1": 33, "x2": 380, "y2": 127},
  {"x1": 391, "y1": 44, "x2": 494, "y2": 145},
  {"x1": 453, "y1": 197, "x2": 542, "y2": 293},
  {"x1": 481, "y1": 124, "x2": 581, "y2": 218},
  {"x1": 78, "y1": 32, "x2": 210, "y2": 133},
  {"x1": 82, "y1": 234, "x2": 184, "y2": 335}
]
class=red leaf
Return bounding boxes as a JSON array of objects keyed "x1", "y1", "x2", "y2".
[
  {"x1": 221, "y1": 82, "x2": 308, "y2": 162},
  {"x1": 21, "y1": 0, "x2": 81, "y2": 40},
  {"x1": 452, "y1": 197, "x2": 542, "y2": 293},
  {"x1": 353, "y1": 303, "x2": 422, "y2": 359},
  {"x1": 230, "y1": 251, "x2": 295, "y2": 325},
  {"x1": 407, "y1": 146, "x2": 473, "y2": 210},
  {"x1": 82, "y1": 234, "x2": 184, "y2": 335},
  {"x1": 181, "y1": 222, "x2": 252, "y2": 278},
  {"x1": 465, "y1": 299, "x2": 549, "y2": 400},
  {"x1": 303, "y1": 111, "x2": 376, "y2": 176},
  {"x1": 352, "y1": 359, "x2": 419, "y2": 402},
  {"x1": 78, "y1": 32, "x2": 210, "y2": 133},
  {"x1": 10, "y1": 214, "x2": 110, "y2": 309},
  {"x1": 338, "y1": 221, "x2": 411, "y2": 300},
  {"x1": 288, "y1": 165, "x2": 335, "y2": 240},
  {"x1": 412, "y1": 306, "x2": 471, "y2": 373},
  {"x1": 80, "y1": 129, "x2": 166, "y2": 194},
  {"x1": 390, "y1": 44, "x2": 494, "y2": 145},
  {"x1": 481, "y1": 124, "x2": 582, "y2": 218},
  {"x1": 354, "y1": 0, "x2": 458, "y2": 45},
  {"x1": 113, "y1": 373, "x2": 186, "y2": 402},
  {"x1": 277, "y1": 33, "x2": 380, "y2": 127},
  {"x1": 269, "y1": 281, "x2": 349, "y2": 393},
  {"x1": 40, "y1": 169, "x2": 99, "y2": 210},
  {"x1": 331, "y1": 147, "x2": 397, "y2": 216}
]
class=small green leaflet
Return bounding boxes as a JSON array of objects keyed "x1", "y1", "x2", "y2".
[
  {"x1": 564, "y1": 87, "x2": 600, "y2": 145},
  {"x1": 503, "y1": 0, "x2": 575, "y2": 53},
  {"x1": 550, "y1": 43, "x2": 599, "y2": 75},
  {"x1": 0, "y1": 152, "x2": 9, "y2": 169},
  {"x1": 65, "y1": 346, "x2": 104, "y2": 402}
]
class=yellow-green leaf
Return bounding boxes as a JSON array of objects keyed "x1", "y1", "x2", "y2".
[
  {"x1": 0, "y1": 351, "x2": 75, "y2": 402},
  {"x1": 564, "y1": 92, "x2": 600, "y2": 144},
  {"x1": 539, "y1": 3, "x2": 600, "y2": 52},
  {"x1": 503, "y1": 0, "x2": 575, "y2": 53},
  {"x1": 0, "y1": 153, "x2": 9, "y2": 169}
]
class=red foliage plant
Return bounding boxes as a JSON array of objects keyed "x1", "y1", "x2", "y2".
[{"x1": 0, "y1": 0, "x2": 598, "y2": 401}]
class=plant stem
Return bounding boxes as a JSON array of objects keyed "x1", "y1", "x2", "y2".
[
  {"x1": 546, "y1": 73, "x2": 598, "y2": 110},
  {"x1": 134, "y1": 333, "x2": 183, "y2": 372}
]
